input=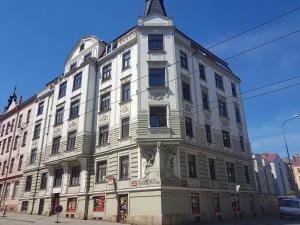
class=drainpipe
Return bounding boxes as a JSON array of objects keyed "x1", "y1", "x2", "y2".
[{"x1": 30, "y1": 92, "x2": 52, "y2": 214}]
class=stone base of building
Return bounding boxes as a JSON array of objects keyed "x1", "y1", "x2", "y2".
[{"x1": 17, "y1": 191, "x2": 279, "y2": 225}]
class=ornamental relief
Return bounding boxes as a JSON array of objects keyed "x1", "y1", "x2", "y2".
[
  {"x1": 162, "y1": 148, "x2": 177, "y2": 178},
  {"x1": 68, "y1": 119, "x2": 78, "y2": 130},
  {"x1": 53, "y1": 126, "x2": 62, "y2": 136},
  {"x1": 121, "y1": 104, "x2": 130, "y2": 115},
  {"x1": 99, "y1": 113, "x2": 110, "y2": 124},
  {"x1": 184, "y1": 102, "x2": 192, "y2": 112},
  {"x1": 31, "y1": 140, "x2": 38, "y2": 148}
]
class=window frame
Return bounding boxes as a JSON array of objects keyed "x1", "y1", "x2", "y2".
[
  {"x1": 226, "y1": 162, "x2": 236, "y2": 183},
  {"x1": 58, "y1": 81, "x2": 67, "y2": 99},
  {"x1": 55, "y1": 107, "x2": 64, "y2": 125},
  {"x1": 121, "y1": 83, "x2": 131, "y2": 102},
  {"x1": 199, "y1": 63, "x2": 206, "y2": 81},
  {"x1": 187, "y1": 154, "x2": 197, "y2": 178},
  {"x1": 69, "y1": 165, "x2": 81, "y2": 186},
  {"x1": 218, "y1": 100, "x2": 228, "y2": 118},
  {"x1": 215, "y1": 73, "x2": 224, "y2": 90},
  {"x1": 66, "y1": 131, "x2": 76, "y2": 151},
  {"x1": 99, "y1": 125, "x2": 109, "y2": 146},
  {"x1": 40, "y1": 172, "x2": 48, "y2": 190},
  {"x1": 96, "y1": 160, "x2": 107, "y2": 183},
  {"x1": 25, "y1": 176, "x2": 32, "y2": 192},
  {"x1": 69, "y1": 100, "x2": 80, "y2": 120},
  {"x1": 185, "y1": 117, "x2": 193, "y2": 137},
  {"x1": 102, "y1": 63, "x2": 112, "y2": 81},
  {"x1": 121, "y1": 117, "x2": 130, "y2": 139},
  {"x1": 100, "y1": 93, "x2": 111, "y2": 112},
  {"x1": 119, "y1": 155, "x2": 129, "y2": 180},
  {"x1": 37, "y1": 102, "x2": 44, "y2": 116},
  {"x1": 182, "y1": 82, "x2": 191, "y2": 101},
  {"x1": 149, "y1": 68, "x2": 166, "y2": 88},
  {"x1": 73, "y1": 72, "x2": 82, "y2": 91},
  {"x1": 222, "y1": 130, "x2": 231, "y2": 148},
  {"x1": 208, "y1": 159, "x2": 216, "y2": 180},
  {"x1": 148, "y1": 34, "x2": 164, "y2": 51},
  {"x1": 205, "y1": 124, "x2": 212, "y2": 143},
  {"x1": 51, "y1": 136, "x2": 61, "y2": 155},
  {"x1": 122, "y1": 51, "x2": 131, "y2": 70},
  {"x1": 180, "y1": 51, "x2": 189, "y2": 69},
  {"x1": 149, "y1": 106, "x2": 167, "y2": 128}
]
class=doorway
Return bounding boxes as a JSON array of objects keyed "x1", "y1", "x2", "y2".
[
  {"x1": 38, "y1": 199, "x2": 44, "y2": 215},
  {"x1": 118, "y1": 194, "x2": 128, "y2": 223},
  {"x1": 50, "y1": 194, "x2": 60, "y2": 216}
]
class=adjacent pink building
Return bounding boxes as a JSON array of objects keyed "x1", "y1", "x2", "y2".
[{"x1": 0, "y1": 89, "x2": 36, "y2": 212}]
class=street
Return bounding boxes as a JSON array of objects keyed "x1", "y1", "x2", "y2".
[{"x1": 0, "y1": 213, "x2": 299, "y2": 225}]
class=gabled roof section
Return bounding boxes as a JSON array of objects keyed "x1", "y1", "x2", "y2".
[
  {"x1": 65, "y1": 35, "x2": 106, "y2": 64},
  {"x1": 144, "y1": 0, "x2": 167, "y2": 17}
]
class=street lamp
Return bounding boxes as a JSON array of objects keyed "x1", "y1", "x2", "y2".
[{"x1": 281, "y1": 114, "x2": 299, "y2": 197}]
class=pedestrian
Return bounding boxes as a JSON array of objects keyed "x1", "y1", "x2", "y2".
[{"x1": 2, "y1": 205, "x2": 7, "y2": 217}]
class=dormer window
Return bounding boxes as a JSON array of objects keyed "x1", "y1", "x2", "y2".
[
  {"x1": 106, "y1": 45, "x2": 112, "y2": 54},
  {"x1": 80, "y1": 43, "x2": 85, "y2": 52},
  {"x1": 84, "y1": 52, "x2": 92, "y2": 61},
  {"x1": 70, "y1": 63, "x2": 77, "y2": 71}
]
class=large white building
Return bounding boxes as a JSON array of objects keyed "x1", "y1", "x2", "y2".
[{"x1": 18, "y1": 1, "x2": 277, "y2": 224}]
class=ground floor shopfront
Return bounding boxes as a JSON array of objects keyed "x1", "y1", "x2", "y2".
[{"x1": 17, "y1": 189, "x2": 278, "y2": 225}]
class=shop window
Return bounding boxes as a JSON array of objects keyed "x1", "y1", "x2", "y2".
[
  {"x1": 67, "y1": 198, "x2": 77, "y2": 212},
  {"x1": 191, "y1": 193, "x2": 200, "y2": 214},
  {"x1": 94, "y1": 196, "x2": 105, "y2": 212}
]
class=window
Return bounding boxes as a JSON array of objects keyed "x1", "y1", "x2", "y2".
[
  {"x1": 80, "y1": 43, "x2": 85, "y2": 51},
  {"x1": 185, "y1": 117, "x2": 193, "y2": 137},
  {"x1": 188, "y1": 155, "x2": 197, "y2": 178},
  {"x1": 70, "y1": 62, "x2": 77, "y2": 71},
  {"x1": 55, "y1": 107, "x2": 64, "y2": 125},
  {"x1": 222, "y1": 130, "x2": 231, "y2": 148},
  {"x1": 226, "y1": 162, "x2": 235, "y2": 182},
  {"x1": 58, "y1": 81, "x2": 67, "y2": 98},
  {"x1": 67, "y1": 198, "x2": 77, "y2": 212},
  {"x1": 54, "y1": 168, "x2": 63, "y2": 187},
  {"x1": 182, "y1": 82, "x2": 191, "y2": 101},
  {"x1": 4, "y1": 183, "x2": 10, "y2": 199},
  {"x1": 120, "y1": 155, "x2": 129, "y2": 180},
  {"x1": 150, "y1": 106, "x2": 167, "y2": 127},
  {"x1": 6, "y1": 122, "x2": 10, "y2": 134},
  {"x1": 6, "y1": 137, "x2": 11, "y2": 153},
  {"x1": 99, "y1": 125, "x2": 109, "y2": 145},
  {"x1": 52, "y1": 136, "x2": 61, "y2": 155},
  {"x1": 209, "y1": 159, "x2": 216, "y2": 180},
  {"x1": 14, "y1": 135, "x2": 20, "y2": 150},
  {"x1": 22, "y1": 132, "x2": 27, "y2": 146},
  {"x1": 121, "y1": 118, "x2": 130, "y2": 139},
  {"x1": 102, "y1": 63, "x2": 112, "y2": 81},
  {"x1": 218, "y1": 100, "x2": 228, "y2": 118},
  {"x1": 244, "y1": 166, "x2": 250, "y2": 183},
  {"x1": 148, "y1": 34, "x2": 163, "y2": 50},
  {"x1": 66, "y1": 131, "x2": 76, "y2": 151},
  {"x1": 191, "y1": 193, "x2": 200, "y2": 214},
  {"x1": 84, "y1": 52, "x2": 92, "y2": 61},
  {"x1": 30, "y1": 149, "x2": 37, "y2": 164},
  {"x1": 96, "y1": 161, "x2": 107, "y2": 183},
  {"x1": 33, "y1": 123, "x2": 41, "y2": 139},
  {"x1": 2, "y1": 161, "x2": 7, "y2": 175},
  {"x1": 1, "y1": 124, "x2": 5, "y2": 136},
  {"x1": 40, "y1": 172, "x2": 48, "y2": 189},
  {"x1": 240, "y1": 136, "x2": 245, "y2": 151},
  {"x1": 9, "y1": 158, "x2": 14, "y2": 173},
  {"x1": 69, "y1": 100, "x2": 80, "y2": 119},
  {"x1": 235, "y1": 106, "x2": 241, "y2": 123},
  {"x1": 180, "y1": 51, "x2": 188, "y2": 69},
  {"x1": 213, "y1": 194, "x2": 221, "y2": 213},
  {"x1": 12, "y1": 181, "x2": 19, "y2": 199},
  {"x1": 70, "y1": 166, "x2": 80, "y2": 186},
  {"x1": 21, "y1": 201, "x2": 28, "y2": 211},
  {"x1": 205, "y1": 124, "x2": 212, "y2": 143},
  {"x1": 149, "y1": 68, "x2": 165, "y2": 87},
  {"x1": 100, "y1": 93, "x2": 110, "y2": 112},
  {"x1": 1, "y1": 139, "x2": 6, "y2": 155},
  {"x1": 202, "y1": 92, "x2": 209, "y2": 110},
  {"x1": 73, "y1": 72, "x2": 82, "y2": 91},
  {"x1": 25, "y1": 176, "x2": 32, "y2": 191},
  {"x1": 232, "y1": 83, "x2": 237, "y2": 97},
  {"x1": 122, "y1": 51, "x2": 131, "y2": 69},
  {"x1": 26, "y1": 110, "x2": 31, "y2": 124},
  {"x1": 215, "y1": 73, "x2": 224, "y2": 90},
  {"x1": 11, "y1": 119, "x2": 15, "y2": 131},
  {"x1": 121, "y1": 83, "x2": 131, "y2": 102},
  {"x1": 18, "y1": 155, "x2": 23, "y2": 171},
  {"x1": 37, "y1": 101, "x2": 44, "y2": 115},
  {"x1": 18, "y1": 115, "x2": 23, "y2": 128},
  {"x1": 199, "y1": 64, "x2": 206, "y2": 80},
  {"x1": 94, "y1": 196, "x2": 105, "y2": 212}
]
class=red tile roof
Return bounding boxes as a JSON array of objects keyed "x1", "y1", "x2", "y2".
[{"x1": 261, "y1": 153, "x2": 278, "y2": 162}]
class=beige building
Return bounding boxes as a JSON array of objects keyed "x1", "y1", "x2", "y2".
[
  {"x1": 17, "y1": 0, "x2": 278, "y2": 224},
  {"x1": 292, "y1": 156, "x2": 300, "y2": 191},
  {"x1": 0, "y1": 89, "x2": 36, "y2": 212}
]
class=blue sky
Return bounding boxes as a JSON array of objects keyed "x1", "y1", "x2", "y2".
[{"x1": 0, "y1": 0, "x2": 299, "y2": 156}]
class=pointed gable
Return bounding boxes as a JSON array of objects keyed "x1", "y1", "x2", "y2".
[{"x1": 144, "y1": 0, "x2": 167, "y2": 17}]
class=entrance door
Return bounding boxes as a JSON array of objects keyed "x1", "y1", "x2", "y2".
[
  {"x1": 50, "y1": 194, "x2": 60, "y2": 216},
  {"x1": 118, "y1": 194, "x2": 128, "y2": 223},
  {"x1": 38, "y1": 199, "x2": 44, "y2": 215}
]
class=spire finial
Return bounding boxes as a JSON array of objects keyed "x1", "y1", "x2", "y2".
[{"x1": 144, "y1": 0, "x2": 167, "y2": 17}]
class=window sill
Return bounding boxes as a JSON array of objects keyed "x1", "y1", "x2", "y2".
[
  {"x1": 32, "y1": 137, "x2": 40, "y2": 141},
  {"x1": 98, "y1": 143, "x2": 110, "y2": 148},
  {"x1": 69, "y1": 184, "x2": 80, "y2": 187},
  {"x1": 119, "y1": 136, "x2": 131, "y2": 142},
  {"x1": 72, "y1": 87, "x2": 81, "y2": 92},
  {"x1": 101, "y1": 78, "x2": 111, "y2": 83},
  {"x1": 119, "y1": 99, "x2": 132, "y2": 105},
  {"x1": 122, "y1": 66, "x2": 131, "y2": 72},
  {"x1": 148, "y1": 50, "x2": 166, "y2": 54},
  {"x1": 65, "y1": 149, "x2": 76, "y2": 152},
  {"x1": 147, "y1": 86, "x2": 168, "y2": 91},
  {"x1": 53, "y1": 123, "x2": 63, "y2": 127},
  {"x1": 50, "y1": 152, "x2": 60, "y2": 156},
  {"x1": 68, "y1": 116, "x2": 79, "y2": 121},
  {"x1": 58, "y1": 96, "x2": 66, "y2": 100},
  {"x1": 98, "y1": 109, "x2": 111, "y2": 115},
  {"x1": 53, "y1": 185, "x2": 62, "y2": 188}
]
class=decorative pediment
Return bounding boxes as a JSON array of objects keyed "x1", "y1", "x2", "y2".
[{"x1": 138, "y1": 14, "x2": 173, "y2": 27}]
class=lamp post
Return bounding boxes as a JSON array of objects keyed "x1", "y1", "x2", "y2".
[{"x1": 281, "y1": 114, "x2": 299, "y2": 197}]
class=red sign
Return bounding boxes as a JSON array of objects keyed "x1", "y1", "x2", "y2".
[
  {"x1": 131, "y1": 181, "x2": 138, "y2": 187},
  {"x1": 94, "y1": 196, "x2": 105, "y2": 212}
]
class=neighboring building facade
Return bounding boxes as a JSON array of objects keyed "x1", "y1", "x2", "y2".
[
  {"x1": 292, "y1": 156, "x2": 300, "y2": 191},
  {"x1": 252, "y1": 154, "x2": 276, "y2": 195},
  {"x1": 0, "y1": 90, "x2": 36, "y2": 212},
  {"x1": 261, "y1": 153, "x2": 291, "y2": 196},
  {"x1": 17, "y1": 1, "x2": 277, "y2": 224}
]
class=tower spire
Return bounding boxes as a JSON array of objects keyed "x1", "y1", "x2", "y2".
[{"x1": 144, "y1": 0, "x2": 167, "y2": 17}]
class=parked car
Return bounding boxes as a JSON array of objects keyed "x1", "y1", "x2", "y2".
[{"x1": 279, "y1": 197, "x2": 300, "y2": 219}]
